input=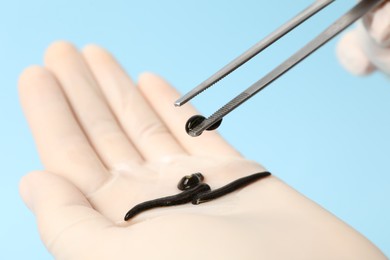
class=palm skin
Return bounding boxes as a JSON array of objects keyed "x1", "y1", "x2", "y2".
[{"x1": 19, "y1": 42, "x2": 386, "y2": 260}]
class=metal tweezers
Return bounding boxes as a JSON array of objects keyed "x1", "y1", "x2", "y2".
[{"x1": 175, "y1": 0, "x2": 386, "y2": 137}]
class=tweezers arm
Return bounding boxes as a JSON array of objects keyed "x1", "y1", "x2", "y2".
[
  {"x1": 175, "y1": 0, "x2": 335, "y2": 107},
  {"x1": 188, "y1": 0, "x2": 386, "y2": 137}
]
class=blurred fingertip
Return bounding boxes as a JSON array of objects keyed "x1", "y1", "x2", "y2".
[
  {"x1": 18, "y1": 65, "x2": 47, "y2": 87},
  {"x1": 82, "y1": 44, "x2": 111, "y2": 58},
  {"x1": 337, "y1": 31, "x2": 375, "y2": 76},
  {"x1": 138, "y1": 71, "x2": 159, "y2": 82},
  {"x1": 138, "y1": 72, "x2": 175, "y2": 89},
  {"x1": 44, "y1": 40, "x2": 78, "y2": 65},
  {"x1": 18, "y1": 66, "x2": 54, "y2": 103},
  {"x1": 19, "y1": 171, "x2": 45, "y2": 211},
  {"x1": 138, "y1": 72, "x2": 163, "y2": 90}
]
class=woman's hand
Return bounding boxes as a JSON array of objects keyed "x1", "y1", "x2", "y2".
[
  {"x1": 19, "y1": 42, "x2": 386, "y2": 259},
  {"x1": 337, "y1": 1, "x2": 390, "y2": 75}
]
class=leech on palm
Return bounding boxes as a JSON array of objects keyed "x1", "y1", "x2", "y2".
[
  {"x1": 19, "y1": 42, "x2": 386, "y2": 259},
  {"x1": 124, "y1": 172, "x2": 271, "y2": 220}
]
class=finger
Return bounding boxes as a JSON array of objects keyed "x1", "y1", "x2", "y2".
[
  {"x1": 82, "y1": 45, "x2": 187, "y2": 161},
  {"x1": 337, "y1": 29, "x2": 375, "y2": 76},
  {"x1": 44, "y1": 41, "x2": 143, "y2": 169},
  {"x1": 18, "y1": 66, "x2": 108, "y2": 194},
  {"x1": 364, "y1": 1, "x2": 390, "y2": 46},
  {"x1": 19, "y1": 171, "x2": 114, "y2": 258},
  {"x1": 138, "y1": 73, "x2": 241, "y2": 157}
]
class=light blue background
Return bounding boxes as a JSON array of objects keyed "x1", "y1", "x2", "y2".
[{"x1": 1, "y1": 0, "x2": 389, "y2": 258}]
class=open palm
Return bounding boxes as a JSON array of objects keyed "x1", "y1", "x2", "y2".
[{"x1": 19, "y1": 42, "x2": 386, "y2": 260}]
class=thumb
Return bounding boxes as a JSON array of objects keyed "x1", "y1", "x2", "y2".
[{"x1": 20, "y1": 171, "x2": 113, "y2": 258}]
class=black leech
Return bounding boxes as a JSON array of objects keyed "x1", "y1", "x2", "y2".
[
  {"x1": 124, "y1": 183, "x2": 211, "y2": 221},
  {"x1": 124, "y1": 171, "x2": 271, "y2": 221},
  {"x1": 177, "y1": 173, "x2": 204, "y2": 191},
  {"x1": 192, "y1": 172, "x2": 271, "y2": 205},
  {"x1": 185, "y1": 115, "x2": 223, "y2": 136}
]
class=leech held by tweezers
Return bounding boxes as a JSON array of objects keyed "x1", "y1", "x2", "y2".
[
  {"x1": 175, "y1": 0, "x2": 386, "y2": 137},
  {"x1": 124, "y1": 171, "x2": 271, "y2": 221}
]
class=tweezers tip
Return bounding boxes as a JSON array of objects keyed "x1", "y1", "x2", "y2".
[
  {"x1": 174, "y1": 100, "x2": 183, "y2": 107},
  {"x1": 175, "y1": 96, "x2": 191, "y2": 107}
]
